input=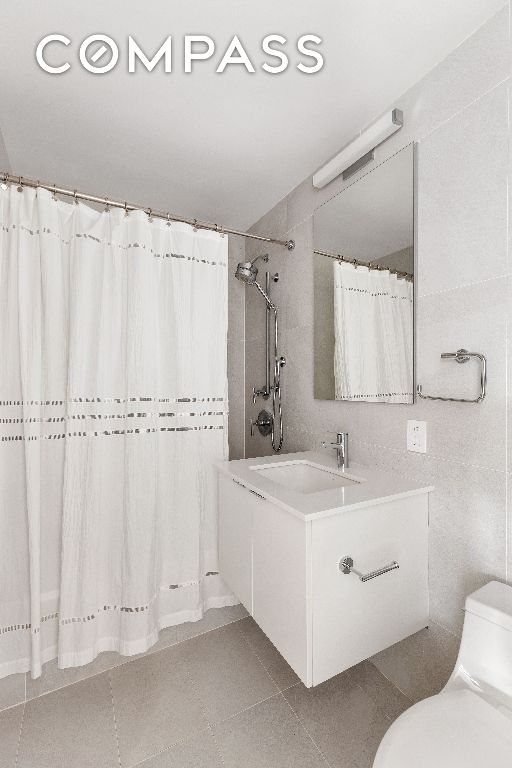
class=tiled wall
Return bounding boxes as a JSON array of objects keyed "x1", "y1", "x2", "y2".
[
  {"x1": 228, "y1": 237, "x2": 246, "y2": 459},
  {"x1": 244, "y1": 5, "x2": 510, "y2": 642},
  {"x1": 0, "y1": 125, "x2": 10, "y2": 172}
]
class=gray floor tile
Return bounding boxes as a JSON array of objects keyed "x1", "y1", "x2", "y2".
[
  {"x1": 176, "y1": 604, "x2": 248, "y2": 643},
  {"x1": 148, "y1": 625, "x2": 179, "y2": 653},
  {"x1": 370, "y1": 624, "x2": 460, "y2": 702},
  {"x1": 111, "y1": 643, "x2": 208, "y2": 767},
  {"x1": 26, "y1": 652, "x2": 122, "y2": 700},
  {"x1": 0, "y1": 672, "x2": 25, "y2": 712},
  {"x1": 139, "y1": 730, "x2": 222, "y2": 768},
  {"x1": 284, "y1": 670, "x2": 392, "y2": 768},
  {"x1": 236, "y1": 617, "x2": 300, "y2": 691},
  {"x1": 214, "y1": 694, "x2": 328, "y2": 768},
  {"x1": 349, "y1": 661, "x2": 412, "y2": 719},
  {"x1": 26, "y1": 628, "x2": 179, "y2": 702},
  {"x1": 0, "y1": 703, "x2": 23, "y2": 768},
  {"x1": 181, "y1": 622, "x2": 278, "y2": 724},
  {"x1": 17, "y1": 673, "x2": 118, "y2": 768}
]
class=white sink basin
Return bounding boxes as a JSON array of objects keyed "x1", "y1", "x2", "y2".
[{"x1": 250, "y1": 460, "x2": 361, "y2": 494}]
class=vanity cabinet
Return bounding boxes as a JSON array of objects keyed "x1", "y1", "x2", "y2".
[{"x1": 218, "y1": 467, "x2": 429, "y2": 688}]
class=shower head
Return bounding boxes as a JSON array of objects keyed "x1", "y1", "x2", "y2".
[{"x1": 234, "y1": 254, "x2": 269, "y2": 285}]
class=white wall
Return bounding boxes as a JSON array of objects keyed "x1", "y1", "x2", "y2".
[{"x1": 244, "y1": 5, "x2": 510, "y2": 652}]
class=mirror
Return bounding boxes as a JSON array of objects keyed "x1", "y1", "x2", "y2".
[{"x1": 313, "y1": 143, "x2": 414, "y2": 403}]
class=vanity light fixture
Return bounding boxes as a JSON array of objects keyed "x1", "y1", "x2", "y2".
[{"x1": 312, "y1": 108, "x2": 404, "y2": 188}]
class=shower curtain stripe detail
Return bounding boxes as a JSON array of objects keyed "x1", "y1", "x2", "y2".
[
  {"x1": 1, "y1": 425, "x2": 225, "y2": 442},
  {"x1": 1, "y1": 224, "x2": 228, "y2": 267},
  {"x1": 1, "y1": 410, "x2": 226, "y2": 424},
  {"x1": 1, "y1": 573, "x2": 221, "y2": 634},
  {"x1": 0, "y1": 396, "x2": 226, "y2": 407},
  {"x1": 0, "y1": 184, "x2": 234, "y2": 679}
]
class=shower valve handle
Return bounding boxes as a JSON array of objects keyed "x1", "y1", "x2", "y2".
[{"x1": 250, "y1": 410, "x2": 273, "y2": 437}]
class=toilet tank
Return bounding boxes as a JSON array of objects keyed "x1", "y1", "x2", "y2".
[{"x1": 450, "y1": 581, "x2": 512, "y2": 699}]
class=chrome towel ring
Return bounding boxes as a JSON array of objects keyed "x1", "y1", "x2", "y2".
[{"x1": 416, "y1": 349, "x2": 487, "y2": 403}]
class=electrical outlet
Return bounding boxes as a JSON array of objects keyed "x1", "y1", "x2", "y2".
[{"x1": 407, "y1": 420, "x2": 427, "y2": 453}]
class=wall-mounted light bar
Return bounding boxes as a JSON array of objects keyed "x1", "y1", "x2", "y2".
[{"x1": 312, "y1": 108, "x2": 404, "y2": 189}]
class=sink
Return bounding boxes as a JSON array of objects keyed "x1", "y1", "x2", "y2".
[{"x1": 250, "y1": 460, "x2": 361, "y2": 494}]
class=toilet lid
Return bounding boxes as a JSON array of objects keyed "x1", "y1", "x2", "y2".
[{"x1": 374, "y1": 689, "x2": 512, "y2": 768}]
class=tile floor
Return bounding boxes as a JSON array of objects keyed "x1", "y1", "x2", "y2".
[{"x1": 1, "y1": 609, "x2": 415, "y2": 768}]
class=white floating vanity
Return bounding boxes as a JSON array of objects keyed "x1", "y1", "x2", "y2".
[{"x1": 217, "y1": 451, "x2": 432, "y2": 687}]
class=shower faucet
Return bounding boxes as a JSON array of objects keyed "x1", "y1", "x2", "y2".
[
  {"x1": 322, "y1": 432, "x2": 349, "y2": 469},
  {"x1": 252, "y1": 385, "x2": 270, "y2": 403}
]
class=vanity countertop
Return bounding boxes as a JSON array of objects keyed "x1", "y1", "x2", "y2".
[{"x1": 217, "y1": 450, "x2": 433, "y2": 521}]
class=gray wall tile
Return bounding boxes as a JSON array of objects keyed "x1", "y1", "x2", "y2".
[
  {"x1": 228, "y1": 237, "x2": 245, "y2": 459},
  {"x1": 417, "y1": 83, "x2": 508, "y2": 297}
]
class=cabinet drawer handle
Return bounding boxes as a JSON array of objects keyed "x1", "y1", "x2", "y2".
[
  {"x1": 339, "y1": 555, "x2": 399, "y2": 582},
  {"x1": 232, "y1": 478, "x2": 267, "y2": 500}
]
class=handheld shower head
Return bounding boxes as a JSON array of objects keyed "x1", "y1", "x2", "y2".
[{"x1": 234, "y1": 254, "x2": 269, "y2": 285}]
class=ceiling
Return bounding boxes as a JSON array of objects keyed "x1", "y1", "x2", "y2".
[{"x1": 0, "y1": 0, "x2": 504, "y2": 230}]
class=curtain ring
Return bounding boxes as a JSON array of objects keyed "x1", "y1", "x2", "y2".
[
  {"x1": 192, "y1": 218, "x2": 198, "y2": 232},
  {"x1": 52, "y1": 184, "x2": 58, "y2": 201},
  {"x1": 219, "y1": 225, "x2": 225, "y2": 238},
  {"x1": 148, "y1": 208, "x2": 153, "y2": 222},
  {"x1": 17, "y1": 176, "x2": 23, "y2": 193},
  {"x1": 104, "y1": 196, "x2": 110, "y2": 213},
  {"x1": 73, "y1": 190, "x2": 79, "y2": 205},
  {"x1": 166, "y1": 212, "x2": 171, "y2": 227},
  {"x1": 124, "y1": 201, "x2": 129, "y2": 217}
]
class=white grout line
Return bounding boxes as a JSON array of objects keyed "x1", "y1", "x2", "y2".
[
  {"x1": 360, "y1": 662, "x2": 414, "y2": 715},
  {"x1": 233, "y1": 624, "x2": 281, "y2": 694},
  {"x1": 13, "y1": 701, "x2": 25, "y2": 768},
  {"x1": 280, "y1": 692, "x2": 334, "y2": 768},
  {"x1": 418, "y1": 75, "x2": 510, "y2": 145},
  {"x1": 350, "y1": 435, "x2": 508, "y2": 476},
  {"x1": 127, "y1": 726, "x2": 214, "y2": 768},
  {"x1": 207, "y1": 722, "x2": 227, "y2": 768},
  {"x1": 108, "y1": 673, "x2": 122, "y2": 767},
  {"x1": 417, "y1": 271, "x2": 510, "y2": 300},
  {"x1": 235, "y1": 622, "x2": 293, "y2": 693},
  {"x1": 232, "y1": 624, "x2": 334, "y2": 766}
]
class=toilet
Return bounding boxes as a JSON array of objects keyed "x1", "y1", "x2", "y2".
[{"x1": 373, "y1": 581, "x2": 512, "y2": 767}]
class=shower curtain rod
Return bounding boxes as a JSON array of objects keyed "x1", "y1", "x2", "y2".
[
  {"x1": 314, "y1": 249, "x2": 413, "y2": 281},
  {"x1": 1, "y1": 172, "x2": 296, "y2": 251}
]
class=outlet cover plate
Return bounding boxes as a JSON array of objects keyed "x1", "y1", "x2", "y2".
[{"x1": 407, "y1": 420, "x2": 427, "y2": 453}]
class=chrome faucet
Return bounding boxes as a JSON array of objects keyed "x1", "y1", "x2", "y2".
[{"x1": 322, "y1": 432, "x2": 349, "y2": 469}]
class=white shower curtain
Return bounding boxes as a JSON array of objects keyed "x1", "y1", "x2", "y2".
[
  {"x1": 333, "y1": 260, "x2": 413, "y2": 403},
  {"x1": 0, "y1": 185, "x2": 234, "y2": 679}
]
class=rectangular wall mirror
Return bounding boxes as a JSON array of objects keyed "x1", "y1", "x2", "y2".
[{"x1": 313, "y1": 143, "x2": 415, "y2": 403}]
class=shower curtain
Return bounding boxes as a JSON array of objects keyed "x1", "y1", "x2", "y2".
[
  {"x1": 0, "y1": 184, "x2": 233, "y2": 679},
  {"x1": 333, "y1": 260, "x2": 413, "y2": 403}
]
